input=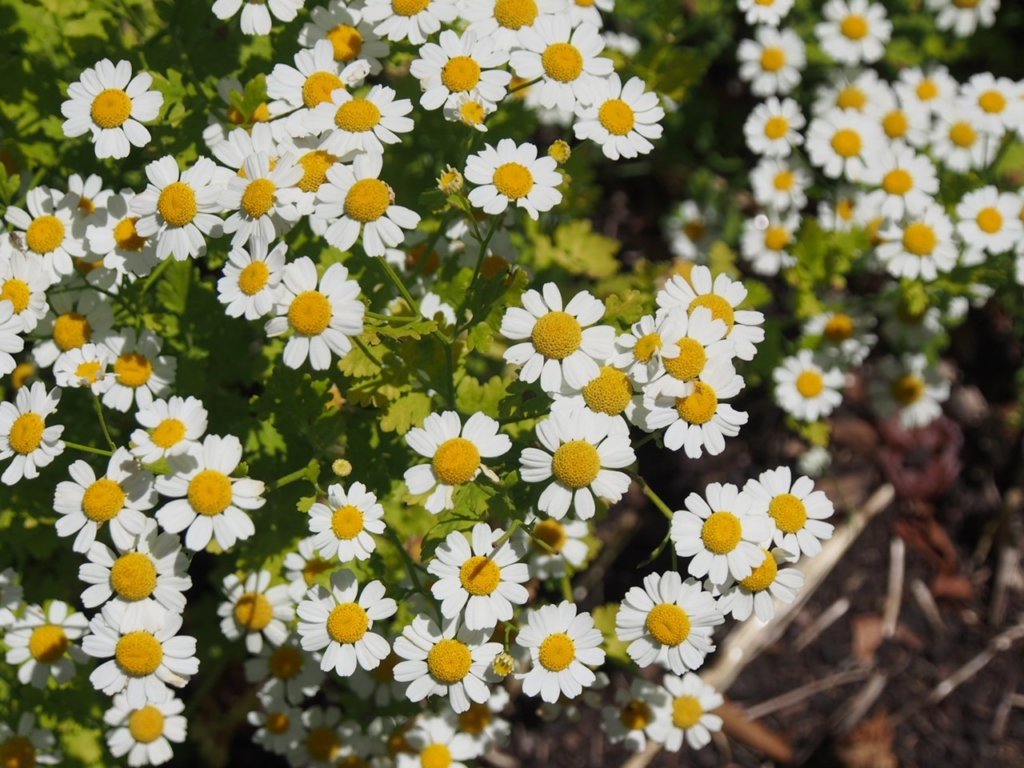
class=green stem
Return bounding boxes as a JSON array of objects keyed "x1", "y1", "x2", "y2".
[
  {"x1": 139, "y1": 257, "x2": 171, "y2": 298},
  {"x1": 269, "y1": 466, "x2": 313, "y2": 492},
  {"x1": 384, "y1": 526, "x2": 442, "y2": 625},
  {"x1": 92, "y1": 394, "x2": 116, "y2": 451},
  {"x1": 487, "y1": 519, "x2": 521, "y2": 559},
  {"x1": 637, "y1": 476, "x2": 675, "y2": 521},
  {"x1": 64, "y1": 441, "x2": 113, "y2": 457},
  {"x1": 454, "y1": 216, "x2": 501, "y2": 334},
  {"x1": 560, "y1": 572, "x2": 574, "y2": 602},
  {"x1": 508, "y1": 76, "x2": 542, "y2": 95},
  {"x1": 633, "y1": 432, "x2": 659, "y2": 450}
]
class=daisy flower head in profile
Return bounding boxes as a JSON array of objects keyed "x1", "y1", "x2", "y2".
[
  {"x1": 745, "y1": 466, "x2": 835, "y2": 559},
  {"x1": 573, "y1": 74, "x2": 665, "y2": 161},
  {"x1": 86, "y1": 190, "x2": 160, "y2": 279},
  {"x1": 737, "y1": 0, "x2": 794, "y2": 26},
  {"x1": 0, "y1": 714, "x2": 61, "y2": 767},
  {"x1": 53, "y1": 447, "x2": 156, "y2": 554},
  {"x1": 403, "y1": 411, "x2": 511, "y2": 514},
  {"x1": 362, "y1": 0, "x2": 459, "y2": 46},
  {"x1": 30, "y1": 289, "x2": 114, "y2": 370},
  {"x1": 427, "y1": 522, "x2": 530, "y2": 631},
  {"x1": 956, "y1": 185, "x2": 1023, "y2": 264},
  {"x1": 648, "y1": 673, "x2": 723, "y2": 752},
  {"x1": 736, "y1": 26, "x2": 805, "y2": 97},
  {"x1": 876, "y1": 202, "x2": 958, "y2": 281},
  {"x1": 465, "y1": 139, "x2": 563, "y2": 220},
  {"x1": 398, "y1": 714, "x2": 483, "y2": 768},
  {"x1": 670, "y1": 482, "x2": 772, "y2": 585},
  {"x1": 806, "y1": 108, "x2": 883, "y2": 182},
  {"x1": 815, "y1": 0, "x2": 891, "y2": 65},
  {"x1": 870, "y1": 353, "x2": 950, "y2": 429},
  {"x1": 101, "y1": 327, "x2": 176, "y2": 413},
  {"x1": 307, "y1": 481, "x2": 385, "y2": 562},
  {"x1": 714, "y1": 548, "x2": 805, "y2": 622},
  {"x1": 298, "y1": 1, "x2": 391, "y2": 74},
  {"x1": 750, "y1": 160, "x2": 809, "y2": 213},
  {"x1": 525, "y1": 512, "x2": 590, "y2": 580},
  {"x1": 862, "y1": 145, "x2": 939, "y2": 219},
  {"x1": 104, "y1": 691, "x2": 187, "y2": 768},
  {"x1": 222, "y1": 152, "x2": 304, "y2": 248},
  {"x1": 517, "y1": 600, "x2": 606, "y2": 703},
  {"x1": 83, "y1": 601, "x2": 199, "y2": 708},
  {"x1": 4, "y1": 601, "x2": 88, "y2": 688},
  {"x1": 615, "y1": 570, "x2": 723, "y2": 674},
  {"x1": 393, "y1": 615, "x2": 502, "y2": 713},
  {"x1": 0, "y1": 381, "x2": 64, "y2": 486},
  {"x1": 803, "y1": 309, "x2": 876, "y2": 367},
  {"x1": 301, "y1": 84, "x2": 414, "y2": 157},
  {"x1": 217, "y1": 240, "x2": 287, "y2": 320},
  {"x1": 265, "y1": 256, "x2": 365, "y2": 371},
  {"x1": 520, "y1": 403, "x2": 635, "y2": 520},
  {"x1": 154, "y1": 433, "x2": 265, "y2": 552},
  {"x1": 0, "y1": 301, "x2": 25, "y2": 380},
  {"x1": 930, "y1": 110, "x2": 997, "y2": 173},
  {"x1": 927, "y1": 0, "x2": 1000, "y2": 38},
  {"x1": 773, "y1": 349, "x2": 845, "y2": 422},
  {"x1": 510, "y1": 18, "x2": 614, "y2": 112},
  {"x1": 500, "y1": 282, "x2": 614, "y2": 393},
  {"x1": 220, "y1": 571, "x2": 295, "y2": 654},
  {"x1": 744, "y1": 96, "x2": 805, "y2": 157},
  {"x1": 0, "y1": 248, "x2": 52, "y2": 334},
  {"x1": 601, "y1": 678, "x2": 671, "y2": 753},
  {"x1": 61, "y1": 59, "x2": 163, "y2": 160},
  {"x1": 131, "y1": 155, "x2": 227, "y2": 262},
  {"x1": 130, "y1": 395, "x2": 208, "y2": 465},
  {"x1": 212, "y1": 0, "x2": 304, "y2": 35},
  {"x1": 314, "y1": 152, "x2": 421, "y2": 257},
  {"x1": 462, "y1": 0, "x2": 569, "y2": 52},
  {"x1": 410, "y1": 29, "x2": 511, "y2": 112},
  {"x1": 5, "y1": 186, "x2": 85, "y2": 279}
]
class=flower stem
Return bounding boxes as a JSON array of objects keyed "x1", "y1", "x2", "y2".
[
  {"x1": 64, "y1": 441, "x2": 113, "y2": 457},
  {"x1": 384, "y1": 526, "x2": 442, "y2": 625},
  {"x1": 92, "y1": 393, "x2": 116, "y2": 451},
  {"x1": 636, "y1": 475, "x2": 675, "y2": 521}
]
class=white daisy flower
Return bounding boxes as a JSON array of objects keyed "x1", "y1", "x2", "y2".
[
  {"x1": 248, "y1": 689, "x2": 304, "y2": 756},
  {"x1": 266, "y1": 40, "x2": 372, "y2": 122},
  {"x1": 806, "y1": 108, "x2": 883, "y2": 181},
  {"x1": 714, "y1": 548, "x2": 805, "y2": 622},
  {"x1": 510, "y1": 19, "x2": 614, "y2": 112},
  {"x1": 957, "y1": 185, "x2": 1023, "y2": 263},
  {"x1": 61, "y1": 59, "x2": 163, "y2": 159},
  {"x1": 462, "y1": 0, "x2": 569, "y2": 52},
  {"x1": 927, "y1": 0, "x2": 999, "y2": 37},
  {"x1": 132, "y1": 155, "x2": 227, "y2": 262},
  {"x1": 0, "y1": 714, "x2": 61, "y2": 766},
  {"x1": 217, "y1": 240, "x2": 287, "y2": 320},
  {"x1": 86, "y1": 190, "x2": 161, "y2": 278},
  {"x1": 283, "y1": 537, "x2": 338, "y2": 601},
  {"x1": 500, "y1": 282, "x2": 614, "y2": 392},
  {"x1": 220, "y1": 571, "x2": 295, "y2": 654},
  {"x1": 663, "y1": 200, "x2": 716, "y2": 260},
  {"x1": 817, "y1": 193, "x2": 860, "y2": 232},
  {"x1": 101, "y1": 327, "x2": 176, "y2": 413},
  {"x1": 83, "y1": 601, "x2": 199, "y2": 708},
  {"x1": 398, "y1": 714, "x2": 483, "y2": 768},
  {"x1": 750, "y1": 159, "x2": 809, "y2": 211},
  {"x1": 212, "y1": 0, "x2": 304, "y2": 35},
  {"x1": 555, "y1": 364, "x2": 637, "y2": 423},
  {"x1": 222, "y1": 152, "x2": 304, "y2": 248},
  {"x1": 130, "y1": 395, "x2": 208, "y2": 464},
  {"x1": 301, "y1": 85, "x2": 414, "y2": 157},
  {"x1": 298, "y1": 1, "x2": 391, "y2": 74},
  {"x1": 517, "y1": 600, "x2": 605, "y2": 703},
  {"x1": 403, "y1": 411, "x2": 511, "y2": 515},
  {"x1": 745, "y1": 466, "x2": 835, "y2": 559},
  {"x1": 870, "y1": 354, "x2": 950, "y2": 429},
  {"x1": 525, "y1": 513, "x2": 590, "y2": 580},
  {"x1": 876, "y1": 202, "x2": 958, "y2": 281},
  {"x1": 394, "y1": 614, "x2": 501, "y2": 713},
  {"x1": 0, "y1": 248, "x2": 52, "y2": 333},
  {"x1": 104, "y1": 692, "x2": 187, "y2": 767},
  {"x1": 803, "y1": 310, "x2": 876, "y2": 367},
  {"x1": 643, "y1": 308, "x2": 734, "y2": 397},
  {"x1": 244, "y1": 635, "x2": 325, "y2": 704},
  {"x1": 743, "y1": 96, "x2": 805, "y2": 157},
  {"x1": 773, "y1": 350, "x2": 844, "y2": 422},
  {"x1": 648, "y1": 673, "x2": 723, "y2": 751},
  {"x1": 670, "y1": 482, "x2": 771, "y2": 584},
  {"x1": 0, "y1": 382, "x2": 64, "y2": 486},
  {"x1": 736, "y1": 26, "x2": 805, "y2": 97},
  {"x1": 740, "y1": 212, "x2": 799, "y2": 276},
  {"x1": 895, "y1": 66, "x2": 958, "y2": 117},
  {"x1": 347, "y1": 651, "x2": 405, "y2": 708},
  {"x1": 297, "y1": 570, "x2": 396, "y2": 677},
  {"x1": 737, "y1": 0, "x2": 794, "y2": 26},
  {"x1": 453, "y1": 686, "x2": 511, "y2": 754},
  {"x1": 265, "y1": 256, "x2": 365, "y2": 371},
  {"x1": 601, "y1": 678, "x2": 671, "y2": 753},
  {"x1": 869, "y1": 93, "x2": 931, "y2": 149},
  {"x1": 4, "y1": 601, "x2": 88, "y2": 687},
  {"x1": 656, "y1": 267, "x2": 765, "y2": 361},
  {"x1": 419, "y1": 292, "x2": 457, "y2": 327},
  {"x1": 362, "y1": 0, "x2": 459, "y2": 45},
  {"x1": 812, "y1": 68, "x2": 893, "y2": 117},
  {"x1": 154, "y1": 434, "x2": 265, "y2": 552},
  {"x1": 308, "y1": 481, "x2": 386, "y2": 562},
  {"x1": 616, "y1": 570, "x2": 723, "y2": 674},
  {"x1": 0, "y1": 299, "x2": 25, "y2": 380},
  {"x1": 286, "y1": 706, "x2": 348, "y2": 767},
  {"x1": 5, "y1": 187, "x2": 85, "y2": 279},
  {"x1": 410, "y1": 29, "x2": 511, "y2": 111},
  {"x1": 573, "y1": 74, "x2": 665, "y2": 160},
  {"x1": 930, "y1": 111, "x2": 998, "y2": 173},
  {"x1": 520, "y1": 404, "x2": 635, "y2": 520},
  {"x1": 31, "y1": 289, "x2": 114, "y2": 369},
  {"x1": 210, "y1": 123, "x2": 279, "y2": 175},
  {"x1": 862, "y1": 145, "x2": 939, "y2": 219},
  {"x1": 567, "y1": 0, "x2": 613, "y2": 26},
  {"x1": 465, "y1": 139, "x2": 564, "y2": 220},
  {"x1": 428, "y1": 522, "x2": 530, "y2": 631},
  {"x1": 815, "y1": 0, "x2": 891, "y2": 65},
  {"x1": 443, "y1": 91, "x2": 497, "y2": 131},
  {"x1": 0, "y1": 567, "x2": 24, "y2": 627}
]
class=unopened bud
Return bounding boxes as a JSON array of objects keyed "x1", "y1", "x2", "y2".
[
  {"x1": 438, "y1": 165, "x2": 464, "y2": 195},
  {"x1": 332, "y1": 459, "x2": 352, "y2": 477},
  {"x1": 548, "y1": 140, "x2": 571, "y2": 165},
  {"x1": 492, "y1": 652, "x2": 515, "y2": 677}
]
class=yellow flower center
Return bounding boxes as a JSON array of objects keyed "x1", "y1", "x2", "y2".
[
  {"x1": 620, "y1": 699, "x2": 654, "y2": 731},
  {"x1": 837, "y1": 86, "x2": 866, "y2": 111},
  {"x1": 664, "y1": 337, "x2": 708, "y2": 382},
  {"x1": 393, "y1": 0, "x2": 429, "y2": 15},
  {"x1": 288, "y1": 290, "x2": 333, "y2": 336},
  {"x1": 494, "y1": 0, "x2": 538, "y2": 28},
  {"x1": 421, "y1": 744, "x2": 453, "y2": 768},
  {"x1": 0, "y1": 279, "x2": 30, "y2": 313},
  {"x1": 157, "y1": 182, "x2": 198, "y2": 227},
  {"x1": 270, "y1": 645, "x2": 304, "y2": 679},
  {"x1": 298, "y1": 150, "x2": 338, "y2": 192},
  {"x1": 701, "y1": 510, "x2": 742, "y2": 554},
  {"x1": 683, "y1": 221, "x2": 707, "y2": 244},
  {"x1": 128, "y1": 706, "x2": 166, "y2": 744},
  {"x1": 327, "y1": 602, "x2": 370, "y2": 644},
  {"x1": 916, "y1": 79, "x2": 939, "y2": 101},
  {"x1": 773, "y1": 170, "x2": 795, "y2": 191},
  {"x1": 331, "y1": 504, "x2": 364, "y2": 539},
  {"x1": 672, "y1": 695, "x2": 704, "y2": 729},
  {"x1": 760, "y1": 46, "x2": 786, "y2": 72},
  {"x1": 113, "y1": 217, "x2": 147, "y2": 251},
  {"x1": 795, "y1": 369, "x2": 825, "y2": 398},
  {"x1": 976, "y1": 207, "x2": 1003, "y2": 234},
  {"x1": 675, "y1": 381, "x2": 719, "y2": 425},
  {"x1": 533, "y1": 519, "x2": 567, "y2": 553},
  {"x1": 979, "y1": 89, "x2": 1007, "y2": 114},
  {"x1": 599, "y1": 99, "x2": 636, "y2": 136},
  {"x1": 302, "y1": 556, "x2": 333, "y2": 586},
  {"x1": 432, "y1": 436, "x2": 481, "y2": 486},
  {"x1": 492, "y1": 161, "x2": 534, "y2": 200},
  {"x1": 949, "y1": 121, "x2": 977, "y2": 148},
  {"x1": 29, "y1": 624, "x2": 69, "y2": 664},
  {"x1": 882, "y1": 169, "x2": 913, "y2": 196},
  {"x1": 837, "y1": 198, "x2": 855, "y2": 221},
  {"x1": 688, "y1": 294, "x2": 735, "y2": 329},
  {"x1": 91, "y1": 88, "x2": 133, "y2": 129},
  {"x1": 645, "y1": 602, "x2": 691, "y2": 646},
  {"x1": 883, "y1": 110, "x2": 909, "y2": 139},
  {"x1": 541, "y1": 42, "x2": 585, "y2": 82},
  {"x1": 266, "y1": 711, "x2": 290, "y2": 734},
  {"x1": 115, "y1": 352, "x2": 153, "y2": 388},
  {"x1": 891, "y1": 373, "x2": 925, "y2": 405},
  {"x1": 953, "y1": 0, "x2": 980, "y2": 6},
  {"x1": 902, "y1": 222, "x2": 937, "y2": 256},
  {"x1": 764, "y1": 225, "x2": 791, "y2": 251},
  {"x1": 25, "y1": 215, "x2": 65, "y2": 254},
  {"x1": 335, "y1": 98, "x2": 382, "y2": 132},
  {"x1": 459, "y1": 702, "x2": 493, "y2": 735},
  {"x1": 531, "y1": 310, "x2": 582, "y2": 359},
  {"x1": 241, "y1": 178, "x2": 276, "y2": 219},
  {"x1": 76, "y1": 360, "x2": 103, "y2": 384},
  {"x1": 111, "y1": 552, "x2": 158, "y2": 601},
  {"x1": 234, "y1": 592, "x2": 274, "y2": 632},
  {"x1": 441, "y1": 56, "x2": 482, "y2": 93},
  {"x1": 150, "y1": 417, "x2": 186, "y2": 449},
  {"x1": 53, "y1": 312, "x2": 91, "y2": 351},
  {"x1": 302, "y1": 71, "x2": 345, "y2": 108},
  {"x1": 831, "y1": 128, "x2": 862, "y2": 158},
  {"x1": 82, "y1": 478, "x2": 127, "y2": 522},
  {"x1": 344, "y1": 178, "x2": 393, "y2": 223},
  {"x1": 768, "y1": 492, "x2": 807, "y2": 534},
  {"x1": 427, "y1": 638, "x2": 473, "y2": 684},
  {"x1": 823, "y1": 313, "x2": 854, "y2": 342},
  {"x1": 538, "y1": 632, "x2": 576, "y2": 671},
  {"x1": 116, "y1": 631, "x2": 164, "y2": 677},
  {"x1": 235, "y1": 260, "x2": 269, "y2": 296},
  {"x1": 460, "y1": 555, "x2": 502, "y2": 596},
  {"x1": 327, "y1": 23, "x2": 364, "y2": 61},
  {"x1": 582, "y1": 366, "x2": 633, "y2": 415},
  {"x1": 9, "y1": 412, "x2": 44, "y2": 457},
  {"x1": 307, "y1": 727, "x2": 341, "y2": 762},
  {"x1": 187, "y1": 469, "x2": 233, "y2": 516},
  {"x1": 840, "y1": 14, "x2": 869, "y2": 40},
  {"x1": 634, "y1": 332, "x2": 663, "y2": 363},
  {"x1": 740, "y1": 549, "x2": 778, "y2": 592},
  {"x1": 764, "y1": 115, "x2": 789, "y2": 140},
  {"x1": 551, "y1": 440, "x2": 601, "y2": 490},
  {"x1": 0, "y1": 736, "x2": 36, "y2": 768},
  {"x1": 459, "y1": 100, "x2": 487, "y2": 127},
  {"x1": 576, "y1": 0, "x2": 596, "y2": 5}
]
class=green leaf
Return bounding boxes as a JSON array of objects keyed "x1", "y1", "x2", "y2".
[
  {"x1": 533, "y1": 220, "x2": 619, "y2": 278},
  {"x1": 379, "y1": 391, "x2": 433, "y2": 434},
  {"x1": 456, "y1": 375, "x2": 507, "y2": 419},
  {"x1": 591, "y1": 603, "x2": 631, "y2": 665},
  {"x1": 339, "y1": 339, "x2": 383, "y2": 378}
]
